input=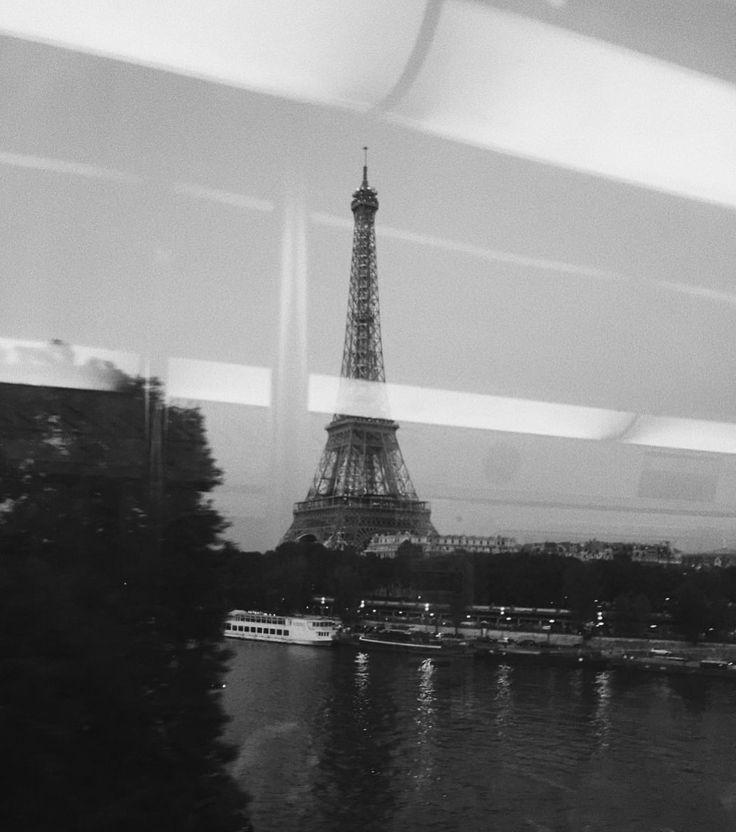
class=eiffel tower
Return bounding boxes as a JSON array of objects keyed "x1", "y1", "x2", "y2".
[{"x1": 281, "y1": 157, "x2": 435, "y2": 550}]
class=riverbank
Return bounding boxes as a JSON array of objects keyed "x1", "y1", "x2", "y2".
[{"x1": 357, "y1": 618, "x2": 736, "y2": 662}]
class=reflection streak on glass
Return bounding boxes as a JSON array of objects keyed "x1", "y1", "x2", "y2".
[
  {"x1": 308, "y1": 371, "x2": 736, "y2": 455},
  {"x1": 173, "y1": 181, "x2": 273, "y2": 213},
  {"x1": 166, "y1": 357, "x2": 271, "y2": 406},
  {"x1": 390, "y1": 2, "x2": 736, "y2": 208},
  {"x1": 311, "y1": 210, "x2": 624, "y2": 283},
  {"x1": 308, "y1": 372, "x2": 634, "y2": 440},
  {"x1": 0, "y1": 149, "x2": 138, "y2": 183},
  {"x1": 0, "y1": 337, "x2": 140, "y2": 391}
]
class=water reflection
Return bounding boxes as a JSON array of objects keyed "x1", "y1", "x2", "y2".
[
  {"x1": 413, "y1": 659, "x2": 436, "y2": 788},
  {"x1": 311, "y1": 650, "x2": 403, "y2": 831},
  {"x1": 225, "y1": 645, "x2": 736, "y2": 832},
  {"x1": 592, "y1": 670, "x2": 611, "y2": 752},
  {"x1": 352, "y1": 651, "x2": 370, "y2": 717},
  {"x1": 222, "y1": 642, "x2": 333, "y2": 832},
  {"x1": 667, "y1": 674, "x2": 712, "y2": 715},
  {"x1": 493, "y1": 663, "x2": 513, "y2": 739}
]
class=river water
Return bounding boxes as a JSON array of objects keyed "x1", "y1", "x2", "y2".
[{"x1": 222, "y1": 641, "x2": 736, "y2": 832}]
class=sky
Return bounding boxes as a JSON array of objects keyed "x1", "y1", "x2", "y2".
[{"x1": 1, "y1": 1, "x2": 735, "y2": 553}]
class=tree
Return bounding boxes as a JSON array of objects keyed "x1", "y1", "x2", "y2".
[
  {"x1": 394, "y1": 539, "x2": 423, "y2": 590},
  {"x1": 612, "y1": 592, "x2": 652, "y2": 637},
  {"x1": 563, "y1": 560, "x2": 599, "y2": 622},
  {"x1": 671, "y1": 582, "x2": 712, "y2": 643},
  {"x1": 448, "y1": 556, "x2": 474, "y2": 634},
  {"x1": 0, "y1": 374, "x2": 251, "y2": 831},
  {"x1": 333, "y1": 561, "x2": 363, "y2": 620}
]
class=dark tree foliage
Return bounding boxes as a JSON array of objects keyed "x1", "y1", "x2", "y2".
[
  {"x1": 447, "y1": 556, "x2": 475, "y2": 632},
  {"x1": 670, "y1": 582, "x2": 714, "y2": 642},
  {"x1": 393, "y1": 540, "x2": 424, "y2": 590},
  {"x1": 218, "y1": 541, "x2": 413, "y2": 622},
  {"x1": 612, "y1": 592, "x2": 652, "y2": 637},
  {"x1": 482, "y1": 553, "x2": 567, "y2": 607},
  {"x1": 0, "y1": 379, "x2": 250, "y2": 832},
  {"x1": 220, "y1": 539, "x2": 736, "y2": 644},
  {"x1": 562, "y1": 559, "x2": 600, "y2": 620}
]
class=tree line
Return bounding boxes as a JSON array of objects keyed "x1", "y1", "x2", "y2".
[
  {"x1": 0, "y1": 377, "x2": 251, "y2": 832},
  {"x1": 220, "y1": 540, "x2": 736, "y2": 643}
]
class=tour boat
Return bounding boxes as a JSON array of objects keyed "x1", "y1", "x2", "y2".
[{"x1": 224, "y1": 610, "x2": 340, "y2": 646}]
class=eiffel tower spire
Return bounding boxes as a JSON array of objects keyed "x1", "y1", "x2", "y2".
[
  {"x1": 339, "y1": 148, "x2": 384, "y2": 387},
  {"x1": 281, "y1": 157, "x2": 435, "y2": 550}
]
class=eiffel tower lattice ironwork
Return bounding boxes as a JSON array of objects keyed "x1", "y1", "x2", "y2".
[{"x1": 281, "y1": 158, "x2": 435, "y2": 550}]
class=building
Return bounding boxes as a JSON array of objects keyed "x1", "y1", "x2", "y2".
[
  {"x1": 680, "y1": 548, "x2": 736, "y2": 569},
  {"x1": 365, "y1": 531, "x2": 519, "y2": 559}
]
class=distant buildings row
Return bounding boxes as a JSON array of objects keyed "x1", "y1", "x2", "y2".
[
  {"x1": 366, "y1": 532, "x2": 519, "y2": 558},
  {"x1": 362, "y1": 532, "x2": 726, "y2": 567}
]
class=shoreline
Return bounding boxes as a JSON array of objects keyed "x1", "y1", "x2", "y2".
[{"x1": 356, "y1": 618, "x2": 736, "y2": 662}]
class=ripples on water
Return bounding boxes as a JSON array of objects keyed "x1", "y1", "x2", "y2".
[{"x1": 222, "y1": 642, "x2": 736, "y2": 832}]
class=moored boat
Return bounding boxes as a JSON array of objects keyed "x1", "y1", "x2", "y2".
[
  {"x1": 474, "y1": 642, "x2": 610, "y2": 670},
  {"x1": 611, "y1": 650, "x2": 736, "y2": 679},
  {"x1": 224, "y1": 609, "x2": 340, "y2": 646},
  {"x1": 346, "y1": 628, "x2": 472, "y2": 658}
]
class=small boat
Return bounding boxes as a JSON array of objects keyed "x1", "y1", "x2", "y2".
[
  {"x1": 475, "y1": 642, "x2": 610, "y2": 670},
  {"x1": 611, "y1": 651, "x2": 736, "y2": 679},
  {"x1": 349, "y1": 628, "x2": 472, "y2": 658},
  {"x1": 699, "y1": 658, "x2": 736, "y2": 673},
  {"x1": 224, "y1": 609, "x2": 340, "y2": 646}
]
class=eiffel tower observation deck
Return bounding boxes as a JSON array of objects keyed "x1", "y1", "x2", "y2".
[{"x1": 282, "y1": 157, "x2": 435, "y2": 550}]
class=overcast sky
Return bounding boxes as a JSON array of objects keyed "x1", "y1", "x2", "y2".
[{"x1": 1, "y1": 1, "x2": 735, "y2": 552}]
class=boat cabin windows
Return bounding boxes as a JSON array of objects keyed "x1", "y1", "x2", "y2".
[
  {"x1": 309, "y1": 620, "x2": 338, "y2": 629},
  {"x1": 230, "y1": 613, "x2": 286, "y2": 624},
  {"x1": 224, "y1": 618, "x2": 290, "y2": 638}
]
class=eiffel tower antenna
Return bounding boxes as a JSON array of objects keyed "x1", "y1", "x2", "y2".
[{"x1": 281, "y1": 156, "x2": 435, "y2": 550}]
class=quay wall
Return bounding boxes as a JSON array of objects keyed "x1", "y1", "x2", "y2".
[{"x1": 359, "y1": 618, "x2": 736, "y2": 658}]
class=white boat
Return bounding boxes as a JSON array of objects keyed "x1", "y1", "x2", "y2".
[
  {"x1": 347, "y1": 628, "x2": 472, "y2": 658},
  {"x1": 224, "y1": 609, "x2": 340, "y2": 646}
]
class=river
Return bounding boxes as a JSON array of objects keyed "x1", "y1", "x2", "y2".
[{"x1": 222, "y1": 641, "x2": 736, "y2": 832}]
